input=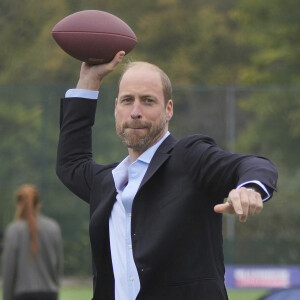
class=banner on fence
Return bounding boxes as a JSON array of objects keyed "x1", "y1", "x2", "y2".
[{"x1": 225, "y1": 266, "x2": 300, "y2": 288}]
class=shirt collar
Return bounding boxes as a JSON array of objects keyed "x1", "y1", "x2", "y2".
[
  {"x1": 138, "y1": 131, "x2": 170, "y2": 164},
  {"x1": 112, "y1": 156, "x2": 131, "y2": 191},
  {"x1": 112, "y1": 131, "x2": 170, "y2": 191}
]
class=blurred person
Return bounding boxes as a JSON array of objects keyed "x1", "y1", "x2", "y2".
[
  {"x1": 56, "y1": 52, "x2": 278, "y2": 300},
  {"x1": 2, "y1": 184, "x2": 63, "y2": 300}
]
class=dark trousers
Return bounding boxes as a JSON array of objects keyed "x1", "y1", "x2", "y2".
[{"x1": 14, "y1": 292, "x2": 58, "y2": 300}]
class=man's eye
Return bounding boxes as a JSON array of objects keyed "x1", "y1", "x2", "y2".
[
  {"x1": 145, "y1": 98, "x2": 154, "y2": 103},
  {"x1": 122, "y1": 98, "x2": 132, "y2": 103}
]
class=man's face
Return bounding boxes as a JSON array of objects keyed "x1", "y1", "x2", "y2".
[{"x1": 115, "y1": 66, "x2": 173, "y2": 155}]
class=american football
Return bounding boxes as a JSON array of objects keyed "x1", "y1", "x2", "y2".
[{"x1": 52, "y1": 10, "x2": 137, "y2": 64}]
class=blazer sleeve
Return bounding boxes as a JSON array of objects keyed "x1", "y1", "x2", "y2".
[
  {"x1": 182, "y1": 135, "x2": 278, "y2": 200},
  {"x1": 56, "y1": 97, "x2": 99, "y2": 202}
]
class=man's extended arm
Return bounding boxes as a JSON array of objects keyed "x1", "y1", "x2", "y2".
[{"x1": 181, "y1": 135, "x2": 278, "y2": 222}]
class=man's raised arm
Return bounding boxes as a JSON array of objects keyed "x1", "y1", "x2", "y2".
[{"x1": 56, "y1": 51, "x2": 125, "y2": 201}]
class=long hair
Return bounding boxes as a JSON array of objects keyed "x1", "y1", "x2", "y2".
[{"x1": 15, "y1": 184, "x2": 40, "y2": 256}]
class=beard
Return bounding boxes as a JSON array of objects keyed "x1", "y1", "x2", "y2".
[{"x1": 116, "y1": 115, "x2": 167, "y2": 152}]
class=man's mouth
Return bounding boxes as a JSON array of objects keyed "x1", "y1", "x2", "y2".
[
  {"x1": 125, "y1": 123, "x2": 149, "y2": 130},
  {"x1": 127, "y1": 127, "x2": 147, "y2": 132}
]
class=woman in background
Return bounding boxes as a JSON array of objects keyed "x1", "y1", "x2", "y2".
[{"x1": 2, "y1": 184, "x2": 63, "y2": 300}]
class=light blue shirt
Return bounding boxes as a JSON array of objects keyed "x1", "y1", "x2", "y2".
[
  {"x1": 65, "y1": 89, "x2": 270, "y2": 300},
  {"x1": 110, "y1": 131, "x2": 170, "y2": 300}
]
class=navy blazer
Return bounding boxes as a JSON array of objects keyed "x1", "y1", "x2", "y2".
[{"x1": 57, "y1": 98, "x2": 278, "y2": 300}]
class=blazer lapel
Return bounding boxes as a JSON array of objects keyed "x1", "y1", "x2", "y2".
[{"x1": 138, "y1": 134, "x2": 178, "y2": 191}]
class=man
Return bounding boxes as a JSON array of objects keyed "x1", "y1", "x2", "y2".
[{"x1": 56, "y1": 51, "x2": 278, "y2": 300}]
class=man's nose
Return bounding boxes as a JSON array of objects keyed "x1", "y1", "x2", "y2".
[{"x1": 130, "y1": 102, "x2": 142, "y2": 119}]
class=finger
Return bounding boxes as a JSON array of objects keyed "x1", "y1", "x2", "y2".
[
  {"x1": 238, "y1": 188, "x2": 264, "y2": 222},
  {"x1": 80, "y1": 61, "x2": 92, "y2": 73},
  {"x1": 247, "y1": 189, "x2": 258, "y2": 215},
  {"x1": 228, "y1": 189, "x2": 244, "y2": 216},
  {"x1": 110, "y1": 51, "x2": 125, "y2": 66},
  {"x1": 214, "y1": 202, "x2": 234, "y2": 214},
  {"x1": 240, "y1": 188, "x2": 250, "y2": 218},
  {"x1": 247, "y1": 190, "x2": 255, "y2": 215},
  {"x1": 228, "y1": 189, "x2": 249, "y2": 222},
  {"x1": 254, "y1": 192, "x2": 263, "y2": 214},
  {"x1": 244, "y1": 188, "x2": 263, "y2": 215},
  {"x1": 101, "y1": 51, "x2": 125, "y2": 76},
  {"x1": 239, "y1": 214, "x2": 247, "y2": 223}
]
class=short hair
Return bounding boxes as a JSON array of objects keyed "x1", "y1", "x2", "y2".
[{"x1": 118, "y1": 61, "x2": 172, "y2": 104}]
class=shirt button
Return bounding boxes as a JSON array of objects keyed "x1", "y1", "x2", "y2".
[
  {"x1": 128, "y1": 213, "x2": 132, "y2": 217},
  {"x1": 128, "y1": 244, "x2": 132, "y2": 249},
  {"x1": 129, "y1": 276, "x2": 134, "y2": 281}
]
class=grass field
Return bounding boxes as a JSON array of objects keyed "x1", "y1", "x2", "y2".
[
  {"x1": 60, "y1": 287, "x2": 268, "y2": 300},
  {"x1": 59, "y1": 287, "x2": 268, "y2": 300},
  {"x1": 0, "y1": 286, "x2": 268, "y2": 300},
  {"x1": 59, "y1": 286, "x2": 92, "y2": 300},
  {"x1": 228, "y1": 289, "x2": 267, "y2": 299}
]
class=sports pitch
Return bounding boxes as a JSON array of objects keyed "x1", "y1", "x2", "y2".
[
  {"x1": 59, "y1": 287, "x2": 267, "y2": 300},
  {"x1": 0, "y1": 286, "x2": 267, "y2": 300}
]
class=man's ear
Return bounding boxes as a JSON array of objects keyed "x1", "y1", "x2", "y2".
[{"x1": 166, "y1": 99, "x2": 173, "y2": 121}]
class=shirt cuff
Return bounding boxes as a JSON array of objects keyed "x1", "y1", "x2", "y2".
[
  {"x1": 65, "y1": 89, "x2": 99, "y2": 99},
  {"x1": 236, "y1": 180, "x2": 270, "y2": 201}
]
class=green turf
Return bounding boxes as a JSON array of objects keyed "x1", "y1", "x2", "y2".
[
  {"x1": 228, "y1": 289, "x2": 267, "y2": 299},
  {"x1": 59, "y1": 287, "x2": 268, "y2": 300},
  {"x1": 0, "y1": 286, "x2": 268, "y2": 300},
  {"x1": 0, "y1": 286, "x2": 93, "y2": 300},
  {"x1": 59, "y1": 286, "x2": 92, "y2": 300}
]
